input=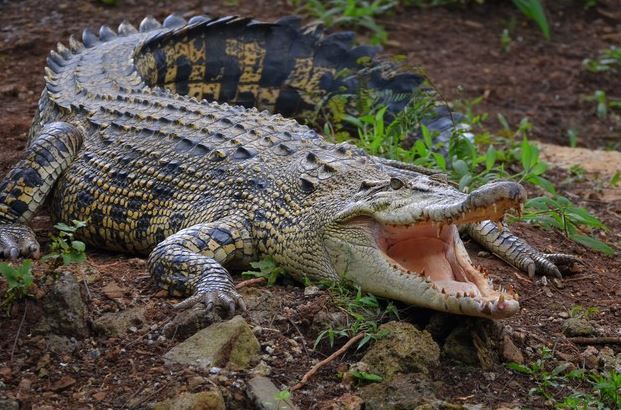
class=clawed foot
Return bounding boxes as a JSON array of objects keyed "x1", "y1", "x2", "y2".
[
  {"x1": 0, "y1": 224, "x2": 40, "y2": 260},
  {"x1": 524, "y1": 252, "x2": 580, "y2": 279},
  {"x1": 173, "y1": 287, "x2": 247, "y2": 316}
]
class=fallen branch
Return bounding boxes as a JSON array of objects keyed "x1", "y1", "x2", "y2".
[
  {"x1": 10, "y1": 302, "x2": 28, "y2": 363},
  {"x1": 291, "y1": 332, "x2": 365, "y2": 392},
  {"x1": 568, "y1": 336, "x2": 621, "y2": 345},
  {"x1": 235, "y1": 277, "x2": 266, "y2": 289}
]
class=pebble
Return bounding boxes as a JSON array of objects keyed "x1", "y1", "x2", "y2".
[
  {"x1": 264, "y1": 345, "x2": 274, "y2": 354},
  {"x1": 209, "y1": 367, "x2": 221, "y2": 375},
  {"x1": 303, "y1": 285, "x2": 321, "y2": 297}
]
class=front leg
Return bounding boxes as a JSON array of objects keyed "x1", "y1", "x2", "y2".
[
  {"x1": 147, "y1": 216, "x2": 254, "y2": 314},
  {"x1": 0, "y1": 122, "x2": 84, "y2": 259},
  {"x1": 464, "y1": 221, "x2": 578, "y2": 278}
]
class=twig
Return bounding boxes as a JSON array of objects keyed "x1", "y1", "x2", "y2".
[
  {"x1": 287, "y1": 318, "x2": 310, "y2": 358},
  {"x1": 10, "y1": 302, "x2": 28, "y2": 362},
  {"x1": 291, "y1": 332, "x2": 365, "y2": 392},
  {"x1": 562, "y1": 275, "x2": 594, "y2": 283},
  {"x1": 235, "y1": 277, "x2": 266, "y2": 289},
  {"x1": 568, "y1": 336, "x2": 621, "y2": 345}
]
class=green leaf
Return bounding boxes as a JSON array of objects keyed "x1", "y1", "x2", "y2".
[
  {"x1": 274, "y1": 389, "x2": 291, "y2": 401},
  {"x1": 506, "y1": 362, "x2": 533, "y2": 375},
  {"x1": 452, "y1": 159, "x2": 469, "y2": 177},
  {"x1": 351, "y1": 370, "x2": 383, "y2": 382},
  {"x1": 512, "y1": 0, "x2": 550, "y2": 40},
  {"x1": 71, "y1": 241, "x2": 86, "y2": 252},
  {"x1": 572, "y1": 234, "x2": 614, "y2": 255},
  {"x1": 485, "y1": 145, "x2": 496, "y2": 171}
]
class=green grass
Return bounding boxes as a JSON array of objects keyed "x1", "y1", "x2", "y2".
[
  {"x1": 584, "y1": 90, "x2": 621, "y2": 120},
  {"x1": 507, "y1": 347, "x2": 621, "y2": 409},
  {"x1": 241, "y1": 256, "x2": 285, "y2": 286},
  {"x1": 583, "y1": 46, "x2": 621, "y2": 74},
  {"x1": 295, "y1": 0, "x2": 397, "y2": 44},
  {"x1": 42, "y1": 220, "x2": 88, "y2": 266},
  {"x1": 314, "y1": 281, "x2": 400, "y2": 351},
  {"x1": 0, "y1": 259, "x2": 33, "y2": 312}
]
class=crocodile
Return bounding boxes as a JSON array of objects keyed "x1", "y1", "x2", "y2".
[{"x1": 0, "y1": 14, "x2": 575, "y2": 319}]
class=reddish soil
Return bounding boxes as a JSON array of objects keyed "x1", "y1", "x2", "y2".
[{"x1": 0, "y1": 1, "x2": 619, "y2": 409}]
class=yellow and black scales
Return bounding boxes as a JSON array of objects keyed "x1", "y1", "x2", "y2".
[{"x1": 0, "y1": 15, "x2": 573, "y2": 313}]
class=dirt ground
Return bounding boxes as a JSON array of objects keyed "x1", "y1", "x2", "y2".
[{"x1": 0, "y1": 0, "x2": 620, "y2": 408}]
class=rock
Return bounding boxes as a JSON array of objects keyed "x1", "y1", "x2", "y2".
[
  {"x1": 303, "y1": 286, "x2": 321, "y2": 297},
  {"x1": 36, "y1": 272, "x2": 88, "y2": 337},
  {"x1": 162, "y1": 305, "x2": 220, "y2": 339},
  {"x1": 425, "y1": 313, "x2": 460, "y2": 342},
  {"x1": 562, "y1": 318, "x2": 595, "y2": 337},
  {"x1": 46, "y1": 334, "x2": 78, "y2": 354},
  {"x1": 0, "y1": 399, "x2": 19, "y2": 410},
  {"x1": 359, "y1": 321, "x2": 440, "y2": 379},
  {"x1": 251, "y1": 360, "x2": 272, "y2": 376},
  {"x1": 152, "y1": 389, "x2": 225, "y2": 410},
  {"x1": 501, "y1": 334, "x2": 524, "y2": 364},
  {"x1": 580, "y1": 346, "x2": 599, "y2": 369},
  {"x1": 598, "y1": 347, "x2": 621, "y2": 371},
  {"x1": 359, "y1": 373, "x2": 457, "y2": 409},
  {"x1": 101, "y1": 281, "x2": 126, "y2": 301},
  {"x1": 247, "y1": 376, "x2": 298, "y2": 410},
  {"x1": 93, "y1": 306, "x2": 146, "y2": 337},
  {"x1": 164, "y1": 315, "x2": 259, "y2": 370},
  {"x1": 442, "y1": 319, "x2": 499, "y2": 369}
]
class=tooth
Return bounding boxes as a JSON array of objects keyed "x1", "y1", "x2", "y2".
[
  {"x1": 496, "y1": 221, "x2": 503, "y2": 231},
  {"x1": 498, "y1": 294, "x2": 505, "y2": 304},
  {"x1": 469, "y1": 291, "x2": 475, "y2": 298}
]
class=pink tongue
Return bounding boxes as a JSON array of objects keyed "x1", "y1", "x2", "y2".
[{"x1": 387, "y1": 238, "x2": 453, "y2": 281}]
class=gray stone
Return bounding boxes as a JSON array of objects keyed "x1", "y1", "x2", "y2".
[
  {"x1": 442, "y1": 319, "x2": 499, "y2": 369},
  {"x1": 598, "y1": 347, "x2": 621, "y2": 371},
  {"x1": 46, "y1": 334, "x2": 78, "y2": 354},
  {"x1": 247, "y1": 376, "x2": 298, "y2": 410},
  {"x1": 151, "y1": 389, "x2": 225, "y2": 410},
  {"x1": 360, "y1": 321, "x2": 440, "y2": 379},
  {"x1": 0, "y1": 399, "x2": 19, "y2": 410},
  {"x1": 93, "y1": 306, "x2": 146, "y2": 337},
  {"x1": 359, "y1": 373, "x2": 458, "y2": 410},
  {"x1": 36, "y1": 272, "x2": 88, "y2": 337},
  {"x1": 562, "y1": 318, "x2": 595, "y2": 337},
  {"x1": 162, "y1": 305, "x2": 219, "y2": 340},
  {"x1": 501, "y1": 334, "x2": 524, "y2": 364},
  {"x1": 164, "y1": 315, "x2": 260, "y2": 370}
]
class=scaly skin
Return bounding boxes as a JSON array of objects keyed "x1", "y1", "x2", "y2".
[{"x1": 0, "y1": 15, "x2": 575, "y2": 319}]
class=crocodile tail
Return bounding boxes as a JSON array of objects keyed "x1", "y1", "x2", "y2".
[{"x1": 131, "y1": 14, "x2": 460, "y2": 141}]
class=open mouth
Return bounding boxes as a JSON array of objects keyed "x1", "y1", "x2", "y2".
[
  {"x1": 372, "y1": 217, "x2": 518, "y2": 317},
  {"x1": 378, "y1": 223, "x2": 489, "y2": 297}
]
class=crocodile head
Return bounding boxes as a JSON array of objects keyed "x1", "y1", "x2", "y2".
[{"x1": 321, "y1": 169, "x2": 526, "y2": 319}]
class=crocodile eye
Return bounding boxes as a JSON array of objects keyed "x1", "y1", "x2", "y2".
[{"x1": 389, "y1": 177, "x2": 404, "y2": 190}]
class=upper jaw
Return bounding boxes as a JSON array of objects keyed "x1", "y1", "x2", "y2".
[{"x1": 336, "y1": 181, "x2": 527, "y2": 226}]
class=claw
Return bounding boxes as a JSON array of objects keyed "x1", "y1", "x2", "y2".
[{"x1": 173, "y1": 288, "x2": 245, "y2": 317}]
